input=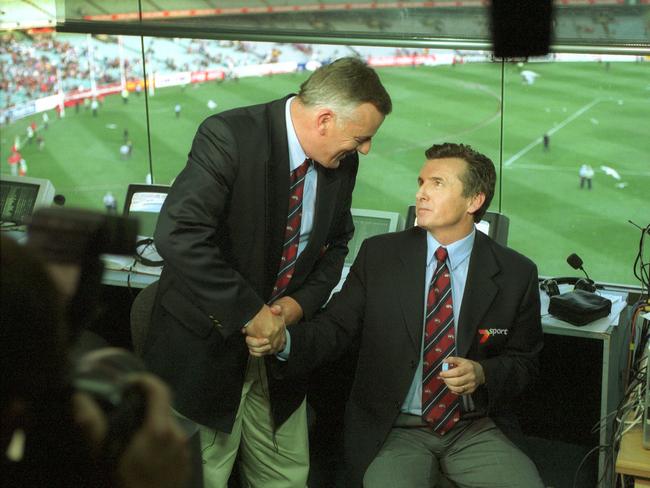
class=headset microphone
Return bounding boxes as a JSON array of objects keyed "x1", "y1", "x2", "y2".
[
  {"x1": 566, "y1": 253, "x2": 591, "y2": 281},
  {"x1": 565, "y1": 253, "x2": 597, "y2": 293},
  {"x1": 540, "y1": 253, "x2": 599, "y2": 297}
]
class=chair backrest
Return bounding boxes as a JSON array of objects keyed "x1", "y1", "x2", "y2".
[{"x1": 130, "y1": 280, "x2": 159, "y2": 357}]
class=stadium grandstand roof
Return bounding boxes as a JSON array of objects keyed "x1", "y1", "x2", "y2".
[{"x1": 1, "y1": 1, "x2": 57, "y2": 30}]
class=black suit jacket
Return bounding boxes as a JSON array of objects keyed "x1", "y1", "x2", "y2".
[
  {"x1": 283, "y1": 227, "x2": 543, "y2": 486},
  {"x1": 143, "y1": 96, "x2": 357, "y2": 432}
]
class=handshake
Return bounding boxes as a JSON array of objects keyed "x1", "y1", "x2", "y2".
[{"x1": 242, "y1": 296, "x2": 302, "y2": 357}]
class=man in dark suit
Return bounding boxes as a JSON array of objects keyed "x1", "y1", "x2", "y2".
[
  {"x1": 252, "y1": 143, "x2": 545, "y2": 487},
  {"x1": 143, "y1": 57, "x2": 392, "y2": 487}
]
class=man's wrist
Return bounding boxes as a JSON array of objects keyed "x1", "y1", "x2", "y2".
[{"x1": 276, "y1": 329, "x2": 291, "y2": 361}]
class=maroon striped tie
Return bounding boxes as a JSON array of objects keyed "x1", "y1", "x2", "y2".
[
  {"x1": 421, "y1": 246, "x2": 460, "y2": 435},
  {"x1": 270, "y1": 159, "x2": 310, "y2": 302}
]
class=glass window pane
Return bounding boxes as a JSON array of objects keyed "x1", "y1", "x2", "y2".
[
  {"x1": 141, "y1": 43, "x2": 502, "y2": 221},
  {"x1": 1, "y1": 31, "x2": 152, "y2": 213},
  {"x1": 500, "y1": 55, "x2": 649, "y2": 285}
]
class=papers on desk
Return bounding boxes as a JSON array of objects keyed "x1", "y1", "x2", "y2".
[
  {"x1": 102, "y1": 237, "x2": 163, "y2": 277},
  {"x1": 102, "y1": 254, "x2": 163, "y2": 276},
  {"x1": 540, "y1": 287, "x2": 627, "y2": 333}
]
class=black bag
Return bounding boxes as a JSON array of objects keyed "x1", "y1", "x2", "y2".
[{"x1": 548, "y1": 289, "x2": 612, "y2": 326}]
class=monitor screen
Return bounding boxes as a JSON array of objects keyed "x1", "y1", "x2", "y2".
[
  {"x1": 345, "y1": 208, "x2": 404, "y2": 266},
  {"x1": 123, "y1": 184, "x2": 170, "y2": 237},
  {"x1": 330, "y1": 208, "x2": 404, "y2": 296},
  {"x1": 0, "y1": 175, "x2": 55, "y2": 225}
]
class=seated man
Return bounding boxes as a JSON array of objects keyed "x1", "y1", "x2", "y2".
[{"x1": 248, "y1": 142, "x2": 545, "y2": 487}]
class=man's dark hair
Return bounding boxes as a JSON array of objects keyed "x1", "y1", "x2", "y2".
[
  {"x1": 424, "y1": 142, "x2": 496, "y2": 223},
  {"x1": 298, "y1": 57, "x2": 392, "y2": 118}
]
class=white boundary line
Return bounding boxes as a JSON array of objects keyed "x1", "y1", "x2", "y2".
[
  {"x1": 508, "y1": 163, "x2": 650, "y2": 177},
  {"x1": 504, "y1": 98, "x2": 603, "y2": 167}
]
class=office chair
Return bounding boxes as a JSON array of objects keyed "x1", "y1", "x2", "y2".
[
  {"x1": 129, "y1": 279, "x2": 205, "y2": 488},
  {"x1": 129, "y1": 280, "x2": 158, "y2": 357}
]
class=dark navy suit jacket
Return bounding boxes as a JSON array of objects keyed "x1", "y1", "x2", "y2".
[
  {"x1": 144, "y1": 96, "x2": 358, "y2": 432},
  {"x1": 282, "y1": 227, "x2": 544, "y2": 486}
]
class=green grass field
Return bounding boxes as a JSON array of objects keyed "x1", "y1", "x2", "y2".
[{"x1": 2, "y1": 61, "x2": 649, "y2": 285}]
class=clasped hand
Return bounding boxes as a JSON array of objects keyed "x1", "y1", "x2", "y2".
[{"x1": 243, "y1": 304, "x2": 286, "y2": 357}]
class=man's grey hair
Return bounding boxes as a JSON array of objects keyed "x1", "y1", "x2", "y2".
[{"x1": 298, "y1": 57, "x2": 392, "y2": 121}]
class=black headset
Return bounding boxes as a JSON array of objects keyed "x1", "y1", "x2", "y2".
[
  {"x1": 134, "y1": 238, "x2": 164, "y2": 267},
  {"x1": 539, "y1": 276, "x2": 597, "y2": 297}
]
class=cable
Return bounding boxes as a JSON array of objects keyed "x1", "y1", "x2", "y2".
[{"x1": 572, "y1": 444, "x2": 605, "y2": 488}]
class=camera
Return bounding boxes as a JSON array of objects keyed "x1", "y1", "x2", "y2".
[
  {"x1": 27, "y1": 207, "x2": 145, "y2": 460},
  {"x1": 27, "y1": 206, "x2": 138, "y2": 339},
  {"x1": 27, "y1": 206, "x2": 137, "y2": 264},
  {"x1": 73, "y1": 348, "x2": 148, "y2": 461}
]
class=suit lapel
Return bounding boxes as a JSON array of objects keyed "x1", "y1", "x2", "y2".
[
  {"x1": 397, "y1": 227, "x2": 428, "y2": 353},
  {"x1": 457, "y1": 231, "x2": 499, "y2": 357},
  {"x1": 300, "y1": 164, "x2": 340, "y2": 257}
]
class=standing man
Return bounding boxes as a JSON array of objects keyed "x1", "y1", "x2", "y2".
[
  {"x1": 579, "y1": 163, "x2": 594, "y2": 190},
  {"x1": 255, "y1": 143, "x2": 544, "y2": 487},
  {"x1": 26, "y1": 123, "x2": 35, "y2": 144},
  {"x1": 103, "y1": 191, "x2": 117, "y2": 213},
  {"x1": 144, "y1": 57, "x2": 392, "y2": 487},
  {"x1": 542, "y1": 133, "x2": 550, "y2": 151}
]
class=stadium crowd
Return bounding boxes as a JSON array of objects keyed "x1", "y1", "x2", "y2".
[{"x1": 0, "y1": 31, "x2": 360, "y2": 110}]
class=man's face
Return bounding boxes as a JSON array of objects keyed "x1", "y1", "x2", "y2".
[
  {"x1": 313, "y1": 102, "x2": 385, "y2": 169},
  {"x1": 415, "y1": 157, "x2": 481, "y2": 236}
]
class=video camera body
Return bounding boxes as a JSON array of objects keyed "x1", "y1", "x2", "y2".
[{"x1": 26, "y1": 206, "x2": 146, "y2": 461}]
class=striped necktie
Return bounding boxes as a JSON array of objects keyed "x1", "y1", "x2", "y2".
[
  {"x1": 270, "y1": 159, "x2": 310, "y2": 302},
  {"x1": 421, "y1": 246, "x2": 460, "y2": 435}
]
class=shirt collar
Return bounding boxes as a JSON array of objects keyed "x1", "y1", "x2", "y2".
[
  {"x1": 426, "y1": 228, "x2": 476, "y2": 271},
  {"x1": 285, "y1": 96, "x2": 307, "y2": 172}
]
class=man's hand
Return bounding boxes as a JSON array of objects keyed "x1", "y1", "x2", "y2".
[
  {"x1": 243, "y1": 304, "x2": 286, "y2": 357},
  {"x1": 438, "y1": 356, "x2": 485, "y2": 396},
  {"x1": 116, "y1": 374, "x2": 190, "y2": 488},
  {"x1": 72, "y1": 391, "x2": 108, "y2": 452},
  {"x1": 269, "y1": 296, "x2": 304, "y2": 326}
]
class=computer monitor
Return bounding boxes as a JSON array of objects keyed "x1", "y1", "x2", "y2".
[
  {"x1": 123, "y1": 184, "x2": 170, "y2": 238},
  {"x1": 0, "y1": 175, "x2": 56, "y2": 225},
  {"x1": 345, "y1": 208, "x2": 404, "y2": 266},
  {"x1": 329, "y1": 208, "x2": 404, "y2": 295},
  {"x1": 405, "y1": 206, "x2": 510, "y2": 246}
]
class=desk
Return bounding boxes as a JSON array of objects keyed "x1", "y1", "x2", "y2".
[
  {"x1": 102, "y1": 268, "x2": 159, "y2": 289},
  {"x1": 523, "y1": 289, "x2": 631, "y2": 488},
  {"x1": 616, "y1": 426, "x2": 650, "y2": 487},
  {"x1": 101, "y1": 251, "x2": 162, "y2": 289},
  {"x1": 103, "y1": 266, "x2": 632, "y2": 487}
]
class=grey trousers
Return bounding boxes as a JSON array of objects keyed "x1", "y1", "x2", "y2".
[{"x1": 363, "y1": 417, "x2": 544, "y2": 488}]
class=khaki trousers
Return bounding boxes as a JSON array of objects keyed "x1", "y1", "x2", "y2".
[{"x1": 196, "y1": 357, "x2": 309, "y2": 488}]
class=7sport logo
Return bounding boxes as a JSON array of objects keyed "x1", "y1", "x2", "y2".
[{"x1": 478, "y1": 328, "x2": 509, "y2": 344}]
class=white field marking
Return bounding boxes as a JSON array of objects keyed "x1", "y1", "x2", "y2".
[
  {"x1": 389, "y1": 81, "x2": 502, "y2": 156},
  {"x1": 508, "y1": 163, "x2": 650, "y2": 177},
  {"x1": 504, "y1": 98, "x2": 603, "y2": 167}
]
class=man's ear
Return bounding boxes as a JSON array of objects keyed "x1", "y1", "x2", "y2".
[
  {"x1": 468, "y1": 192, "x2": 486, "y2": 216},
  {"x1": 315, "y1": 108, "x2": 334, "y2": 135}
]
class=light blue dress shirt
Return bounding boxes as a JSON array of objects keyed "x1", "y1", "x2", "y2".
[
  {"x1": 285, "y1": 97, "x2": 316, "y2": 255},
  {"x1": 400, "y1": 229, "x2": 476, "y2": 415},
  {"x1": 276, "y1": 98, "x2": 317, "y2": 355}
]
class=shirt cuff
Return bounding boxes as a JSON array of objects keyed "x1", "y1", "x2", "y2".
[{"x1": 276, "y1": 329, "x2": 291, "y2": 361}]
